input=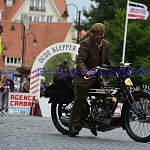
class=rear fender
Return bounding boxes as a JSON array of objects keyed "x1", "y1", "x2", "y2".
[
  {"x1": 46, "y1": 84, "x2": 56, "y2": 104},
  {"x1": 48, "y1": 97, "x2": 74, "y2": 104},
  {"x1": 48, "y1": 97, "x2": 55, "y2": 103},
  {"x1": 47, "y1": 84, "x2": 74, "y2": 104}
]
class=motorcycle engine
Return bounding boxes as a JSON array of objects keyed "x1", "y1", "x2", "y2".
[{"x1": 93, "y1": 96, "x2": 116, "y2": 118}]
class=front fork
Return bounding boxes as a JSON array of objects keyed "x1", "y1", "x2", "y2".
[{"x1": 125, "y1": 90, "x2": 146, "y2": 118}]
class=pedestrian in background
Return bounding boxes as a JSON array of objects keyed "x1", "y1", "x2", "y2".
[
  {"x1": 1, "y1": 74, "x2": 8, "y2": 111},
  {"x1": 5, "y1": 75, "x2": 14, "y2": 92},
  {"x1": 40, "y1": 76, "x2": 46, "y2": 97},
  {"x1": 0, "y1": 76, "x2": 5, "y2": 110},
  {"x1": 1, "y1": 75, "x2": 14, "y2": 112},
  {"x1": 22, "y1": 76, "x2": 30, "y2": 93},
  {"x1": 56, "y1": 59, "x2": 70, "y2": 74}
]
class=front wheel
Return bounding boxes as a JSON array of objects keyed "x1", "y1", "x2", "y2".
[
  {"x1": 124, "y1": 91, "x2": 150, "y2": 143},
  {"x1": 51, "y1": 102, "x2": 73, "y2": 135}
]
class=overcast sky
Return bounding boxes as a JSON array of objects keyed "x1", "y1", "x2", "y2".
[{"x1": 66, "y1": 0, "x2": 95, "y2": 21}]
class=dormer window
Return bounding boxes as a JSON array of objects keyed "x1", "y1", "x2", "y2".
[{"x1": 30, "y1": 0, "x2": 45, "y2": 11}]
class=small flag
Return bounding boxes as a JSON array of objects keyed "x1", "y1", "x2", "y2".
[
  {"x1": 127, "y1": 1, "x2": 149, "y2": 20},
  {"x1": 0, "y1": 36, "x2": 2, "y2": 54}
]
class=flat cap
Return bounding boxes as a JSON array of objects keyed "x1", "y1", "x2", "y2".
[{"x1": 90, "y1": 23, "x2": 105, "y2": 33}]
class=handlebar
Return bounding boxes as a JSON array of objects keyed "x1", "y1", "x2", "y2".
[
  {"x1": 84, "y1": 63, "x2": 133, "y2": 80},
  {"x1": 84, "y1": 65, "x2": 114, "y2": 80}
]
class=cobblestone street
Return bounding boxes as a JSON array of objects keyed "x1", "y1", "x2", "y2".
[{"x1": 0, "y1": 115, "x2": 150, "y2": 150}]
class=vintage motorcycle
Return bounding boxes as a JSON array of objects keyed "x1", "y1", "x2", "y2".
[{"x1": 46, "y1": 63, "x2": 150, "y2": 143}]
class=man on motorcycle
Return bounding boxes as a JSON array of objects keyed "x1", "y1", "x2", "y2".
[{"x1": 69, "y1": 23, "x2": 112, "y2": 137}]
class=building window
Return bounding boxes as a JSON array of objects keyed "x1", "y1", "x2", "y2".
[
  {"x1": 21, "y1": 13, "x2": 28, "y2": 20},
  {"x1": 14, "y1": 58, "x2": 17, "y2": 64},
  {"x1": 29, "y1": 15, "x2": 45, "y2": 22},
  {"x1": 41, "y1": 15, "x2": 44, "y2": 21},
  {"x1": 18, "y1": 58, "x2": 21, "y2": 64},
  {"x1": 47, "y1": 16, "x2": 53, "y2": 22},
  {"x1": 5, "y1": 57, "x2": 22, "y2": 66},
  {"x1": 11, "y1": 57, "x2": 13, "y2": 63},
  {"x1": 7, "y1": 57, "x2": 9, "y2": 63},
  {"x1": 30, "y1": 0, "x2": 45, "y2": 11},
  {"x1": 41, "y1": 0, "x2": 45, "y2": 11}
]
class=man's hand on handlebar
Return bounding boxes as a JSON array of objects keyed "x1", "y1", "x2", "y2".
[{"x1": 85, "y1": 70, "x2": 92, "y2": 76}]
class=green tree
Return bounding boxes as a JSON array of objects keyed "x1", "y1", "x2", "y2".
[
  {"x1": 133, "y1": 56, "x2": 150, "y2": 85},
  {"x1": 105, "y1": 7, "x2": 150, "y2": 83},
  {"x1": 81, "y1": 0, "x2": 150, "y2": 84},
  {"x1": 104, "y1": 8, "x2": 126, "y2": 64},
  {"x1": 82, "y1": 0, "x2": 127, "y2": 30}
]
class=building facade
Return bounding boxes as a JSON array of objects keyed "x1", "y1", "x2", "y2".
[{"x1": 0, "y1": 0, "x2": 76, "y2": 91}]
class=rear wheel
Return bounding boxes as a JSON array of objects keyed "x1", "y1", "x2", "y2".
[
  {"x1": 124, "y1": 92, "x2": 150, "y2": 142},
  {"x1": 51, "y1": 102, "x2": 73, "y2": 135}
]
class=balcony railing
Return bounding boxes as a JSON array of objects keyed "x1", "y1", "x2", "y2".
[{"x1": 30, "y1": 6, "x2": 46, "y2": 11}]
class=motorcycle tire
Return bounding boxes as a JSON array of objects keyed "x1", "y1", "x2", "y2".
[
  {"x1": 51, "y1": 102, "x2": 71, "y2": 135},
  {"x1": 124, "y1": 91, "x2": 150, "y2": 143}
]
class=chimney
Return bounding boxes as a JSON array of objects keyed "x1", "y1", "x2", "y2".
[{"x1": 6, "y1": 0, "x2": 14, "y2": 7}]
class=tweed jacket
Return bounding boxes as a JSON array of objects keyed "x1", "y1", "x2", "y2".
[{"x1": 73, "y1": 36, "x2": 111, "y2": 89}]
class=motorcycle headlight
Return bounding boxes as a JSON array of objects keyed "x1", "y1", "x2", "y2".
[{"x1": 125, "y1": 78, "x2": 133, "y2": 86}]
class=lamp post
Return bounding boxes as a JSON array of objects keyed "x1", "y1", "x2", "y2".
[
  {"x1": 62, "y1": 4, "x2": 81, "y2": 44},
  {"x1": 10, "y1": 21, "x2": 37, "y2": 91},
  {"x1": 23, "y1": 32, "x2": 37, "y2": 66}
]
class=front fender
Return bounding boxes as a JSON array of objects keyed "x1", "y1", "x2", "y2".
[{"x1": 121, "y1": 101, "x2": 128, "y2": 130}]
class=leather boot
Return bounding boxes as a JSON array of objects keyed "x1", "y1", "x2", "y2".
[{"x1": 69, "y1": 126, "x2": 79, "y2": 137}]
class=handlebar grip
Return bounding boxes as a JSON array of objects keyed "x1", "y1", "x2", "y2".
[
  {"x1": 84, "y1": 76, "x2": 91, "y2": 80},
  {"x1": 84, "y1": 75, "x2": 98, "y2": 80}
]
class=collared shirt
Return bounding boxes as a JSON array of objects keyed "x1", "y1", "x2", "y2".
[{"x1": 98, "y1": 42, "x2": 102, "y2": 50}]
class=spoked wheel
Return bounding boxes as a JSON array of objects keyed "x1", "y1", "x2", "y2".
[
  {"x1": 124, "y1": 92, "x2": 150, "y2": 143},
  {"x1": 51, "y1": 102, "x2": 73, "y2": 135}
]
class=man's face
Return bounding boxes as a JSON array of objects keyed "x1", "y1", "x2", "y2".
[{"x1": 93, "y1": 32, "x2": 104, "y2": 45}]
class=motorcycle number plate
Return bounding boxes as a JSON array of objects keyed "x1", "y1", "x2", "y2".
[{"x1": 125, "y1": 78, "x2": 133, "y2": 86}]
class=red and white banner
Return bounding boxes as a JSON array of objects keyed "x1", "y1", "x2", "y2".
[
  {"x1": 8, "y1": 92, "x2": 38, "y2": 115},
  {"x1": 127, "y1": 1, "x2": 149, "y2": 20}
]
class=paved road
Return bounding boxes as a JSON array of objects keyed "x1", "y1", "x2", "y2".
[{"x1": 0, "y1": 115, "x2": 150, "y2": 150}]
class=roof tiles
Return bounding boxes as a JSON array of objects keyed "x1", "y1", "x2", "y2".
[
  {"x1": 0, "y1": 0, "x2": 66, "y2": 21},
  {"x1": 0, "y1": 21, "x2": 72, "y2": 67}
]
